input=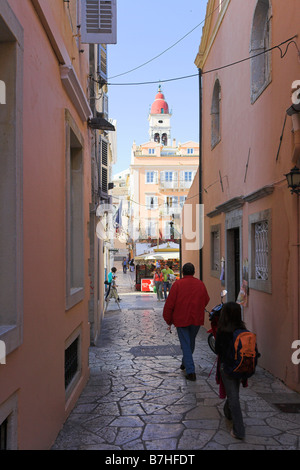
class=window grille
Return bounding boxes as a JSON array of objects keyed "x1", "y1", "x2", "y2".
[
  {"x1": 254, "y1": 220, "x2": 269, "y2": 280},
  {"x1": 65, "y1": 337, "x2": 79, "y2": 389},
  {"x1": 250, "y1": 0, "x2": 271, "y2": 102},
  {"x1": 211, "y1": 229, "x2": 220, "y2": 272}
]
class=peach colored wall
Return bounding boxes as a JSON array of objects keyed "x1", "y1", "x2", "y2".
[
  {"x1": 187, "y1": 0, "x2": 300, "y2": 392},
  {"x1": 183, "y1": 0, "x2": 300, "y2": 391},
  {"x1": 132, "y1": 145, "x2": 199, "y2": 237},
  {"x1": 0, "y1": 0, "x2": 91, "y2": 449}
]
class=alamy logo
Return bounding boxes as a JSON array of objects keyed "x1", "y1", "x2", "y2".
[
  {"x1": 291, "y1": 80, "x2": 300, "y2": 106},
  {"x1": 0, "y1": 340, "x2": 6, "y2": 364},
  {"x1": 96, "y1": 202, "x2": 204, "y2": 249},
  {"x1": 0, "y1": 80, "x2": 6, "y2": 104},
  {"x1": 291, "y1": 340, "x2": 300, "y2": 365}
]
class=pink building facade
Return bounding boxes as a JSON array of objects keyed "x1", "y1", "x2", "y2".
[
  {"x1": 0, "y1": 0, "x2": 113, "y2": 449},
  {"x1": 182, "y1": 0, "x2": 300, "y2": 392}
]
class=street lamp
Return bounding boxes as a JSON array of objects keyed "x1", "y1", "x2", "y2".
[{"x1": 285, "y1": 166, "x2": 300, "y2": 195}]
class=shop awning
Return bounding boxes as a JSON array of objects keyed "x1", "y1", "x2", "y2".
[{"x1": 135, "y1": 251, "x2": 179, "y2": 261}]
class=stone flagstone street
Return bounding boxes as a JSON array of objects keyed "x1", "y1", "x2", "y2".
[{"x1": 52, "y1": 263, "x2": 300, "y2": 451}]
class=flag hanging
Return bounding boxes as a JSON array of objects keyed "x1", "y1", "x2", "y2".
[{"x1": 114, "y1": 200, "x2": 122, "y2": 234}]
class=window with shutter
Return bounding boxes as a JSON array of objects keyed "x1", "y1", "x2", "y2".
[
  {"x1": 146, "y1": 196, "x2": 158, "y2": 210},
  {"x1": 81, "y1": 0, "x2": 117, "y2": 44},
  {"x1": 97, "y1": 44, "x2": 107, "y2": 81},
  {"x1": 99, "y1": 136, "x2": 109, "y2": 195}
]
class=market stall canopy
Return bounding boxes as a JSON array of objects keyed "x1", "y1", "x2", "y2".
[{"x1": 135, "y1": 251, "x2": 179, "y2": 261}]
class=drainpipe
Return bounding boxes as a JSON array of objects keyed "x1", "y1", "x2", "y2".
[{"x1": 199, "y1": 68, "x2": 203, "y2": 281}]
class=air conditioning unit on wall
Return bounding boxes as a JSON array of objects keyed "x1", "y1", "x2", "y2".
[{"x1": 81, "y1": 0, "x2": 117, "y2": 44}]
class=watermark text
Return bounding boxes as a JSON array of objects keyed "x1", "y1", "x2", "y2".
[
  {"x1": 0, "y1": 340, "x2": 6, "y2": 364},
  {"x1": 0, "y1": 80, "x2": 6, "y2": 104},
  {"x1": 291, "y1": 80, "x2": 300, "y2": 106},
  {"x1": 291, "y1": 340, "x2": 300, "y2": 365}
]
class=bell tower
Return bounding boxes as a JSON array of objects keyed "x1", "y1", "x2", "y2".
[{"x1": 148, "y1": 85, "x2": 172, "y2": 146}]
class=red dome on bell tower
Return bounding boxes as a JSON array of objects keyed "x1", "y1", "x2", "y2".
[{"x1": 150, "y1": 85, "x2": 169, "y2": 114}]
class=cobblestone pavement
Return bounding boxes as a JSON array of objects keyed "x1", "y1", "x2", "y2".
[{"x1": 53, "y1": 264, "x2": 300, "y2": 451}]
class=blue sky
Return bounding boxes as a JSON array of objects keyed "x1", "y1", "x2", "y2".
[{"x1": 108, "y1": 0, "x2": 208, "y2": 176}]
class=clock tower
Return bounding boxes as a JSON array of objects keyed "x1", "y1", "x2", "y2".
[{"x1": 148, "y1": 85, "x2": 172, "y2": 146}]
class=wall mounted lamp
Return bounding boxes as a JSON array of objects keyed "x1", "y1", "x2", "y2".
[{"x1": 285, "y1": 166, "x2": 300, "y2": 195}]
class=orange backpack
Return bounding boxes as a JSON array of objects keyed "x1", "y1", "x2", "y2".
[{"x1": 225, "y1": 329, "x2": 258, "y2": 378}]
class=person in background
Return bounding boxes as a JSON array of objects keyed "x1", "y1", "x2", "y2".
[
  {"x1": 122, "y1": 257, "x2": 127, "y2": 273},
  {"x1": 163, "y1": 263, "x2": 210, "y2": 381},
  {"x1": 161, "y1": 262, "x2": 174, "y2": 300},
  {"x1": 153, "y1": 267, "x2": 163, "y2": 301},
  {"x1": 129, "y1": 258, "x2": 135, "y2": 272},
  {"x1": 105, "y1": 267, "x2": 121, "y2": 302}
]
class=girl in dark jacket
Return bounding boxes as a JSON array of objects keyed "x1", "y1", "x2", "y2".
[{"x1": 215, "y1": 302, "x2": 246, "y2": 440}]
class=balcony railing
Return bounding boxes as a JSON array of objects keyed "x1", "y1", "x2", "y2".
[{"x1": 159, "y1": 179, "x2": 193, "y2": 190}]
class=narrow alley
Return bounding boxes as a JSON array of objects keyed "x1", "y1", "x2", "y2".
[{"x1": 52, "y1": 262, "x2": 300, "y2": 451}]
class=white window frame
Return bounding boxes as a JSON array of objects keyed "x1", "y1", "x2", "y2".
[
  {"x1": 180, "y1": 196, "x2": 186, "y2": 207},
  {"x1": 145, "y1": 171, "x2": 158, "y2": 184},
  {"x1": 184, "y1": 171, "x2": 193, "y2": 182},
  {"x1": 146, "y1": 220, "x2": 157, "y2": 238},
  {"x1": 146, "y1": 195, "x2": 158, "y2": 210},
  {"x1": 65, "y1": 110, "x2": 85, "y2": 309},
  {"x1": 165, "y1": 196, "x2": 178, "y2": 211},
  {"x1": 0, "y1": 0, "x2": 24, "y2": 355},
  {"x1": 250, "y1": 0, "x2": 272, "y2": 103},
  {"x1": 164, "y1": 221, "x2": 171, "y2": 239},
  {"x1": 165, "y1": 171, "x2": 173, "y2": 182}
]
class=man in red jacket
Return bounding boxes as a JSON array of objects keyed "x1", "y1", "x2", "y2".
[{"x1": 163, "y1": 263, "x2": 210, "y2": 381}]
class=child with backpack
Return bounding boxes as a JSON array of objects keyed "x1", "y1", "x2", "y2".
[{"x1": 215, "y1": 301, "x2": 259, "y2": 440}]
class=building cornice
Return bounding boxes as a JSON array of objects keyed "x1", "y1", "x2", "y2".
[
  {"x1": 242, "y1": 185, "x2": 274, "y2": 203},
  {"x1": 206, "y1": 185, "x2": 275, "y2": 218},
  {"x1": 194, "y1": 0, "x2": 231, "y2": 70},
  {"x1": 130, "y1": 164, "x2": 199, "y2": 170},
  {"x1": 60, "y1": 65, "x2": 92, "y2": 121}
]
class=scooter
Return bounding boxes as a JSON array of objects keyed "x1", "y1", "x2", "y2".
[{"x1": 206, "y1": 290, "x2": 227, "y2": 353}]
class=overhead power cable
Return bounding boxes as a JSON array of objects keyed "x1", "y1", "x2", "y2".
[
  {"x1": 107, "y1": 0, "x2": 227, "y2": 80},
  {"x1": 106, "y1": 36, "x2": 298, "y2": 86}
]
